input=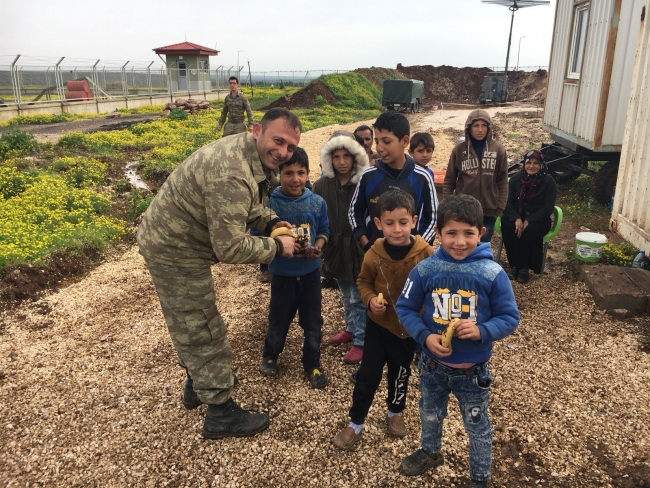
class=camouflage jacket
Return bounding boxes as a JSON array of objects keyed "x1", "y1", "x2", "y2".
[
  {"x1": 218, "y1": 90, "x2": 254, "y2": 126},
  {"x1": 137, "y1": 133, "x2": 279, "y2": 266}
]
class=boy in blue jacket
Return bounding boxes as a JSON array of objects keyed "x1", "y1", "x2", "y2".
[
  {"x1": 395, "y1": 194, "x2": 519, "y2": 487},
  {"x1": 348, "y1": 111, "x2": 437, "y2": 250},
  {"x1": 259, "y1": 149, "x2": 330, "y2": 389}
]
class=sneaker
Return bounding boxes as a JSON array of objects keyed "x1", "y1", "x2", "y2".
[
  {"x1": 330, "y1": 330, "x2": 353, "y2": 345},
  {"x1": 517, "y1": 268, "x2": 530, "y2": 284},
  {"x1": 183, "y1": 373, "x2": 202, "y2": 410},
  {"x1": 305, "y1": 367, "x2": 328, "y2": 389},
  {"x1": 507, "y1": 267, "x2": 518, "y2": 280},
  {"x1": 259, "y1": 356, "x2": 278, "y2": 376},
  {"x1": 258, "y1": 270, "x2": 272, "y2": 283},
  {"x1": 202, "y1": 398, "x2": 269, "y2": 439},
  {"x1": 332, "y1": 426, "x2": 362, "y2": 450},
  {"x1": 387, "y1": 414, "x2": 406, "y2": 438},
  {"x1": 469, "y1": 479, "x2": 489, "y2": 488},
  {"x1": 399, "y1": 448, "x2": 444, "y2": 476},
  {"x1": 343, "y1": 346, "x2": 363, "y2": 364}
]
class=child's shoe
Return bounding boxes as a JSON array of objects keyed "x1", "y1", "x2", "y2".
[
  {"x1": 305, "y1": 366, "x2": 328, "y2": 389},
  {"x1": 343, "y1": 346, "x2": 363, "y2": 364},
  {"x1": 330, "y1": 330, "x2": 353, "y2": 345},
  {"x1": 399, "y1": 448, "x2": 444, "y2": 476},
  {"x1": 332, "y1": 426, "x2": 362, "y2": 450},
  {"x1": 386, "y1": 414, "x2": 406, "y2": 437},
  {"x1": 259, "y1": 356, "x2": 278, "y2": 376}
]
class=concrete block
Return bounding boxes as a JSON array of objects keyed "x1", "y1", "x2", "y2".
[
  {"x1": 580, "y1": 264, "x2": 648, "y2": 314},
  {"x1": 622, "y1": 267, "x2": 650, "y2": 314}
]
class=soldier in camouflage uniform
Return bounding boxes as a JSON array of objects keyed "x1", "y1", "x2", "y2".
[
  {"x1": 137, "y1": 107, "x2": 301, "y2": 439},
  {"x1": 217, "y1": 76, "x2": 254, "y2": 136}
]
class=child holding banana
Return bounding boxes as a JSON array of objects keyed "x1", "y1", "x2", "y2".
[
  {"x1": 331, "y1": 190, "x2": 433, "y2": 450},
  {"x1": 395, "y1": 194, "x2": 519, "y2": 487}
]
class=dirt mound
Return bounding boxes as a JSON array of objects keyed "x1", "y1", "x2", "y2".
[
  {"x1": 262, "y1": 81, "x2": 338, "y2": 109},
  {"x1": 396, "y1": 64, "x2": 547, "y2": 105},
  {"x1": 353, "y1": 67, "x2": 404, "y2": 88}
]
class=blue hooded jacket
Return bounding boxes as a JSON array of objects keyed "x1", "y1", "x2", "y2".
[
  {"x1": 268, "y1": 187, "x2": 329, "y2": 277},
  {"x1": 396, "y1": 242, "x2": 519, "y2": 364}
]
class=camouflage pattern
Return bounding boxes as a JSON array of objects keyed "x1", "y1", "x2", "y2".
[
  {"x1": 223, "y1": 122, "x2": 248, "y2": 136},
  {"x1": 137, "y1": 132, "x2": 280, "y2": 266},
  {"x1": 145, "y1": 260, "x2": 233, "y2": 405},
  {"x1": 137, "y1": 132, "x2": 282, "y2": 405},
  {"x1": 218, "y1": 90, "x2": 254, "y2": 130}
]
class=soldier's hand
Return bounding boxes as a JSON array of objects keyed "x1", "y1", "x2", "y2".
[
  {"x1": 272, "y1": 221, "x2": 292, "y2": 231},
  {"x1": 276, "y1": 234, "x2": 296, "y2": 258}
]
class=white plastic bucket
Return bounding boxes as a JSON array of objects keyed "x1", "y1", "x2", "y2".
[{"x1": 575, "y1": 232, "x2": 607, "y2": 262}]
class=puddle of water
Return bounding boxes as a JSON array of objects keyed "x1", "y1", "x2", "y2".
[{"x1": 125, "y1": 162, "x2": 149, "y2": 191}]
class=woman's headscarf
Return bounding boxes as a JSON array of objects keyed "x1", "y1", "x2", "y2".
[{"x1": 518, "y1": 149, "x2": 547, "y2": 215}]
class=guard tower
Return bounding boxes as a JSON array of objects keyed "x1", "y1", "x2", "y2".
[{"x1": 153, "y1": 41, "x2": 219, "y2": 93}]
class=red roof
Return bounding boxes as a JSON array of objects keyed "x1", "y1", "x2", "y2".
[{"x1": 153, "y1": 42, "x2": 219, "y2": 56}]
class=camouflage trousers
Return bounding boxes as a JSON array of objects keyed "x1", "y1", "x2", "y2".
[
  {"x1": 145, "y1": 260, "x2": 234, "y2": 405},
  {"x1": 223, "y1": 122, "x2": 247, "y2": 136}
]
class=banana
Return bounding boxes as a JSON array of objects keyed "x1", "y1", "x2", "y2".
[
  {"x1": 377, "y1": 293, "x2": 384, "y2": 305},
  {"x1": 270, "y1": 227, "x2": 295, "y2": 239},
  {"x1": 441, "y1": 318, "x2": 459, "y2": 348}
]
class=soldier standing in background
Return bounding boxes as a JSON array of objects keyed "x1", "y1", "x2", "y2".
[
  {"x1": 137, "y1": 108, "x2": 301, "y2": 439},
  {"x1": 218, "y1": 76, "x2": 254, "y2": 136}
]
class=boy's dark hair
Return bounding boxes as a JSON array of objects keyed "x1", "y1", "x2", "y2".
[
  {"x1": 436, "y1": 194, "x2": 483, "y2": 230},
  {"x1": 376, "y1": 189, "x2": 415, "y2": 217},
  {"x1": 260, "y1": 107, "x2": 303, "y2": 133},
  {"x1": 278, "y1": 147, "x2": 309, "y2": 172},
  {"x1": 353, "y1": 133, "x2": 365, "y2": 147},
  {"x1": 373, "y1": 112, "x2": 410, "y2": 140},
  {"x1": 410, "y1": 132, "x2": 435, "y2": 152},
  {"x1": 229, "y1": 76, "x2": 239, "y2": 84},
  {"x1": 354, "y1": 125, "x2": 373, "y2": 138}
]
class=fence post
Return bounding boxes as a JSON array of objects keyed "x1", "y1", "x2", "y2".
[
  {"x1": 10, "y1": 55, "x2": 21, "y2": 105},
  {"x1": 147, "y1": 61, "x2": 153, "y2": 96},
  {"x1": 55, "y1": 57, "x2": 65, "y2": 102},
  {"x1": 92, "y1": 59, "x2": 100, "y2": 99},
  {"x1": 121, "y1": 61, "x2": 129, "y2": 97}
]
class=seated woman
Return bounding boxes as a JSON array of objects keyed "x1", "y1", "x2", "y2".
[{"x1": 501, "y1": 149, "x2": 557, "y2": 283}]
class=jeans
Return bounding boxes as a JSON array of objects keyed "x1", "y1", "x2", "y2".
[
  {"x1": 262, "y1": 268, "x2": 323, "y2": 371},
  {"x1": 481, "y1": 216, "x2": 496, "y2": 243},
  {"x1": 349, "y1": 319, "x2": 416, "y2": 424},
  {"x1": 418, "y1": 355, "x2": 493, "y2": 481},
  {"x1": 336, "y1": 279, "x2": 367, "y2": 347}
]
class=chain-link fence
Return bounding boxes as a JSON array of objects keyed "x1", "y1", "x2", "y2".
[{"x1": 0, "y1": 55, "x2": 350, "y2": 106}]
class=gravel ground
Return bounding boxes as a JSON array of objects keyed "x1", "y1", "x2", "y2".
[{"x1": 1, "y1": 114, "x2": 649, "y2": 487}]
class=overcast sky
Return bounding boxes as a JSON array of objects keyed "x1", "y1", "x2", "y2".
[{"x1": 2, "y1": 0, "x2": 557, "y2": 71}]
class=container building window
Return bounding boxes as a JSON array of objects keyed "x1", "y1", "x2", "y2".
[
  {"x1": 199, "y1": 60, "x2": 208, "y2": 73},
  {"x1": 568, "y1": 3, "x2": 589, "y2": 79}
]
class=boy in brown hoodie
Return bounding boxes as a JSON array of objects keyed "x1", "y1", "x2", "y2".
[
  {"x1": 443, "y1": 109, "x2": 508, "y2": 242},
  {"x1": 331, "y1": 190, "x2": 434, "y2": 450}
]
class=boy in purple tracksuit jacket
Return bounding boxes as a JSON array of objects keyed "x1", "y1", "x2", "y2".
[{"x1": 395, "y1": 194, "x2": 519, "y2": 487}]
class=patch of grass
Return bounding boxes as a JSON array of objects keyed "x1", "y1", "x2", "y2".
[
  {"x1": 0, "y1": 128, "x2": 39, "y2": 159},
  {"x1": 0, "y1": 113, "x2": 97, "y2": 128},
  {"x1": 319, "y1": 72, "x2": 383, "y2": 110},
  {"x1": 507, "y1": 133, "x2": 520, "y2": 139},
  {"x1": 118, "y1": 105, "x2": 166, "y2": 115},
  {"x1": 556, "y1": 175, "x2": 610, "y2": 231}
]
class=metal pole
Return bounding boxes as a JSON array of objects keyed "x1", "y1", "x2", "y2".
[
  {"x1": 504, "y1": 7, "x2": 515, "y2": 75},
  {"x1": 237, "y1": 50, "x2": 243, "y2": 79},
  {"x1": 516, "y1": 36, "x2": 526, "y2": 71},
  {"x1": 55, "y1": 57, "x2": 65, "y2": 102},
  {"x1": 10, "y1": 55, "x2": 21, "y2": 105},
  {"x1": 92, "y1": 59, "x2": 100, "y2": 98},
  {"x1": 147, "y1": 61, "x2": 153, "y2": 95},
  {"x1": 121, "y1": 61, "x2": 129, "y2": 97}
]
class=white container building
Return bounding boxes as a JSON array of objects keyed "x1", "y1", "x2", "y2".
[{"x1": 611, "y1": 0, "x2": 650, "y2": 254}]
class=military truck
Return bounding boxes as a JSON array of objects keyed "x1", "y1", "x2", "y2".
[
  {"x1": 478, "y1": 72, "x2": 508, "y2": 104},
  {"x1": 382, "y1": 79, "x2": 424, "y2": 113}
]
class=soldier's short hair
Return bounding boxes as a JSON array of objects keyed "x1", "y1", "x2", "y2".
[
  {"x1": 373, "y1": 112, "x2": 410, "y2": 140},
  {"x1": 260, "y1": 108, "x2": 302, "y2": 133},
  {"x1": 278, "y1": 147, "x2": 309, "y2": 172},
  {"x1": 376, "y1": 189, "x2": 416, "y2": 217},
  {"x1": 229, "y1": 76, "x2": 239, "y2": 84}
]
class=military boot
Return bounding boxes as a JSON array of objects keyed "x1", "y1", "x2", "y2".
[
  {"x1": 202, "y1": 398, "x2": 269, "y2": 439},
  {"x1": 183, "y1": 372, "x2": 202, "y2": 410}
]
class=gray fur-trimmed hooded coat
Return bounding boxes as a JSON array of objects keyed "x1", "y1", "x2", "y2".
[{"x1": 312, "y1": 131, "x2": 369, "y2": 282}]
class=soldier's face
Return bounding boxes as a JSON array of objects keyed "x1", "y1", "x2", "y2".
[
  {"x1": 229, "y1": 80, "x2": 238, "y2": 92},
  {"x1": 253, "y1": 119, "x2": 301, "y2": 170}
]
